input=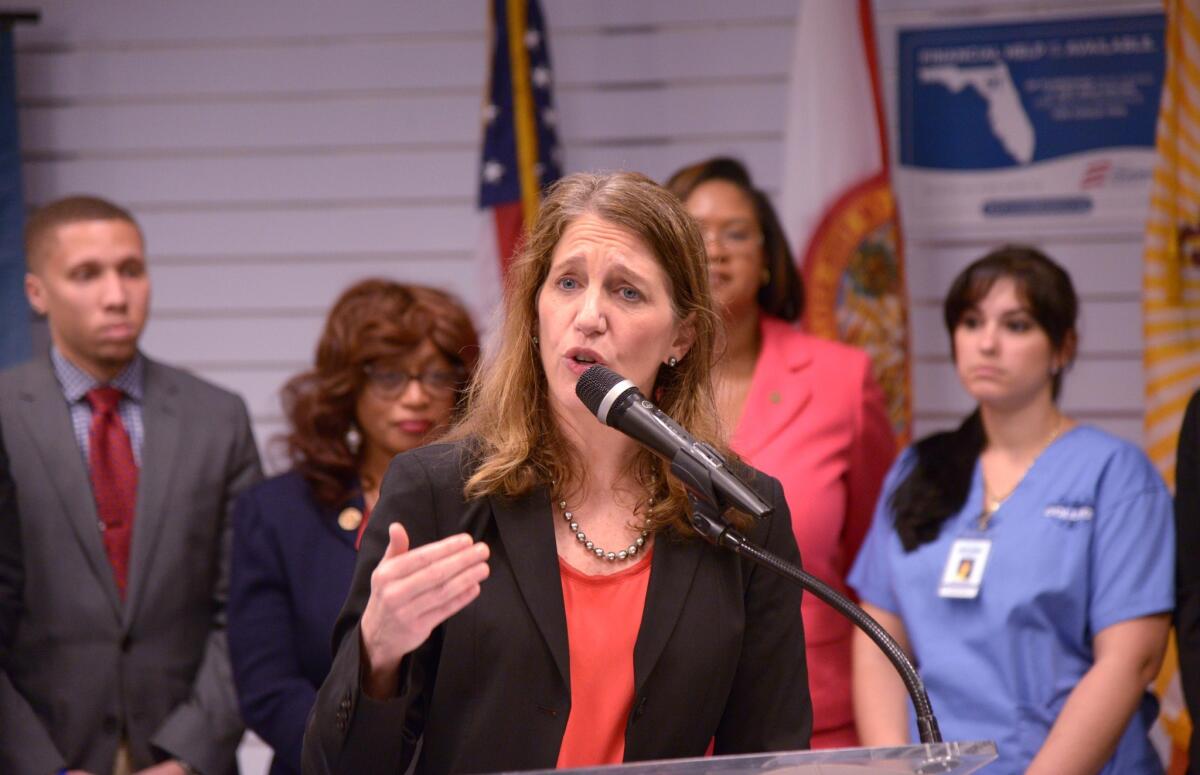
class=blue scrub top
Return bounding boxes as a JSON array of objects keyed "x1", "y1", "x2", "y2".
[{"x1": 849, "y1": 425, "x2": 1173, "y2": 775}]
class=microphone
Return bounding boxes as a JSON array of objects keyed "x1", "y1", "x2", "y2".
[
  {"x1": 576, "y1": 364, "x2": 945, "y2": 746},
  {"x1": 574, "y1": 365, "x2": 772, "y2": 519}
]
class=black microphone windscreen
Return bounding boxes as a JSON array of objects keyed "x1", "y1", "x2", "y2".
[{"x1": 575, "y1": 364, "x2": 624, "y2": 415}]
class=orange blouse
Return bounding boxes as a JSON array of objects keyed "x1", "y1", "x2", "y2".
[{"x1": 555, "y1": 551, "x2": 653, "y2": 769}]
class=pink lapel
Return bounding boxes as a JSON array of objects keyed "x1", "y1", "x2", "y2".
[{"x1": 732, "y1": 316, "x2": 814, "y2": 460}]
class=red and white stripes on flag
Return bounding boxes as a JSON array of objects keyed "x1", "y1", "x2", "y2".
[{"x1": 476, "y1": 0, "x2": 562, "y2": 334}]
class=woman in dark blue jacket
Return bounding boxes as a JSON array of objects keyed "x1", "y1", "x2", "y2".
[{"x1": 228, "y1": 279, "x2": 477, "y2": 774}]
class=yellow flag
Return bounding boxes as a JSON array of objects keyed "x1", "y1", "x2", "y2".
[{"x1": 1144, "y1": 2, "x2": 1200, "y2": 771}]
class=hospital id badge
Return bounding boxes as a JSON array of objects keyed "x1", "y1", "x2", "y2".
[{"x1": 938, "y1": 538, "x2": 992, "y2": 599}]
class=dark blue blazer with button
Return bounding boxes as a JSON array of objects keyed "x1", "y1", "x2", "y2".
[{"x1": 228, "y1": 470, "x2": 364, "y2": 775}]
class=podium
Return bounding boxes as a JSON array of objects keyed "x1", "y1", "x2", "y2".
[{"x1": 502, "y1": 741, "x2": 998, "y2": 774}]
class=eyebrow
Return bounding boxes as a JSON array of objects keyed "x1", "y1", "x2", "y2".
[
  {"x1": 965, "y1": 305, "x2": 1033, "y2": 318},
  {"x1": 551, "y1": 252, "x2": 655, "y2": 284}
]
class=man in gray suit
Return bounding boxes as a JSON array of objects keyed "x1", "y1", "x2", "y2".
[{"x1": 0, "y1": 196, "x2": 262, "y2": 775}]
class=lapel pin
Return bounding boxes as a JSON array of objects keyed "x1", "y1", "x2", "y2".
[
  {"x1": 769, "y1": 390, "x2": 782, "y2": 404},
  {"x1": 337, "y1": 507, "x2": 363, "y2": 531}
]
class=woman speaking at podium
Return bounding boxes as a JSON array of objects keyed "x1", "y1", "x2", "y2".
[{"x1": 303, "y1": 171, "x2": 813, "y2": 773}]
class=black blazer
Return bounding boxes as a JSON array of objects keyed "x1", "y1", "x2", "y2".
[
  {"x1": 303, "y1": 440, "x2": 813, "y2": 774},
  {"x1": 1176, "y1": 389, "x2": 1200, "y2": 775},
  {"x1": 0, "y1": 419, "x2": 20, "y2": 669}
]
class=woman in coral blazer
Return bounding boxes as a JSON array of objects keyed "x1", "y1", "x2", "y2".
[{"x1": 668, "y1": 158, "x2": 895, "y2": 747}]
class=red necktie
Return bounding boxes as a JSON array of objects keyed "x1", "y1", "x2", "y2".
[{"x1": 86, "y1": 386, "x2": 138, "y2": 599}]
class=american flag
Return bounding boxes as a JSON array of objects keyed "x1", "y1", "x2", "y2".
[{"x1": 478, "y1": 0, "x2": 562, "y2": 278}]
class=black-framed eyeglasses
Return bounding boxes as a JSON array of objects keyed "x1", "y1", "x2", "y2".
[{"x1": 363, "y1": 363, "x2": 466, "y2": 399}]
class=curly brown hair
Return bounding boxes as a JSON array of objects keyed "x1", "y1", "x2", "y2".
[
  {"x1": 283, "y1": 279, "x2": 479, "y2": 507},
  {"x1": 450, "y1": 171, "x2": 738, "y2": 536}
]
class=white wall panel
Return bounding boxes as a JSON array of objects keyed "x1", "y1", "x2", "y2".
[
  {"x1": 17, "y1": 26, "x2": 793, "y2": 102},
  {"x1": 905, "y1": 236, "x2": 1144, "y2": 300},
  {"x1": 150, "y1": 254, "x2": 475, "y2": 312},
  {"x1": 20, "y1": 95, "x2": 483, "y2": 154},
  {"x1": 136, "y1": 205, "x2": 477, "y2": 256},
  {"x1": 23, "y1": 149, "x2": 478, "y2": 205}
]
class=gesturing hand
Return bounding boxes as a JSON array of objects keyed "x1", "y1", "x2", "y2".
[{"x1": 359, "y1": 523, "x2": 490, "y2": 698}]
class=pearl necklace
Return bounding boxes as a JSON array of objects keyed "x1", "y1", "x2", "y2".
[{"x1": 558, "y1": 497, "x2": 651, "y2": 562}]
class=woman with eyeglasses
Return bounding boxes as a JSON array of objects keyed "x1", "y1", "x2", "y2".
[
  {"x1": 666, "y1": 158, "x2": 895, "y2": 748},
  {"x1": 228, "y1": 279, "x2": 478, "y2": 775}
]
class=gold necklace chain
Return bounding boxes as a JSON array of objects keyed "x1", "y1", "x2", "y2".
[{"x1": 978, "y1": 416, "x2": 1066, "y2": 531}]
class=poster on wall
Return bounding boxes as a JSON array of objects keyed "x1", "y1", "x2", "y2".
[{"x1": 897, "y1": 13, "x2": 1165, "y2": 237}]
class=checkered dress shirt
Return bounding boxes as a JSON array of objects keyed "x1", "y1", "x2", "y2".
[{"x1": 51, "y1": 347, "x2": 145, "y2": 468}]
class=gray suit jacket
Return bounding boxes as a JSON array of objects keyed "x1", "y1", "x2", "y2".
[{"x1": 0, "y1": 354, "x2": 262, "y2": 775}]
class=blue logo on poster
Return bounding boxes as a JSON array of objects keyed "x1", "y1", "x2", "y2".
[{"x1": 900, "y1": 15, "x2": 1165, "y2": 170}]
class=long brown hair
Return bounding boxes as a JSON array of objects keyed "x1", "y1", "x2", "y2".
[
  {"x1": 451, "y1": 171, "x2": 733, "y2": 535},
  {"x1": 284, "y1": 279, "x2": 479, "y2": 507}
]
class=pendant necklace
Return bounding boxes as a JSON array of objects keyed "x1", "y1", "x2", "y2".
[{"x1": 978, "y1": 416, "x2": 1065, "y2": 531}]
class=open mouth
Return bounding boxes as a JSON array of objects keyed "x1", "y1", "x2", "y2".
[{"x1": 564, "y1": 349, "x2": 605, "y2": 375}]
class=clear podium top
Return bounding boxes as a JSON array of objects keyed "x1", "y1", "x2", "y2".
[{"x1": 502, "y1": 741, "x2": 998, "y2": 774}]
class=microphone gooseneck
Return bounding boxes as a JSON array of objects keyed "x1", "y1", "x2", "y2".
[{"x1": 574, "y1": 363, "x2": 943, "y2": 745}]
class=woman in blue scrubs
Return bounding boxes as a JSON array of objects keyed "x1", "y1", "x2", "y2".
[{"x1": 849, "y1": 246, "x2": 1173, "y2": 775}]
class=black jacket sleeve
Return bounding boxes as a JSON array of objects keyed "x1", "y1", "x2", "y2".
[
  {"x1": 1175, "y1": 389, "x2": 1200, "y2": 775},
  {"x1": 0, "y1": 419, "x2": 22, "y2": 670}
]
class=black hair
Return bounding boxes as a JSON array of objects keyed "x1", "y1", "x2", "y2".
[
  {"x1": 664, "y1": 157, "x2": 805, "y2": 321},
  {"x1": 891, "y1": 245, "x2": 1079, "y2": 551}
]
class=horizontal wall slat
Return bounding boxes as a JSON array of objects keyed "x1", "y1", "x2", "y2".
[
  {"x1": 19, "y1": 1, "x2": 797, "y2": 46},
  {"x1": 19, "y1": 82, "x2": 784, "y2": 155},
  {"x1": 141, "y1": 316, "x2": 323, "y2": 369},
  {"x1": 16, "y1": 26, "x2": 792, "y2": 103},
  {"x1": 568, "y1": 138, "x2": 783, "y2": 189},
  {"x1": 149, "y1": 256, "x2": 477, "y2": 313},
  {"x1": 904, "y1": 237, "x2": 1144, "y2": 300},
  {"x1": 135, "y1": 205, "x2": 480, "y2": 256},
  {"x1": 19, "y1": 93, "x2": 484, "y2": 153},
  {"x1": 24, "y1": 149, "x2": 480, "y2": 205},
  {"x1": 25, "y1": 138, "x2": 784, "y2": 207}
]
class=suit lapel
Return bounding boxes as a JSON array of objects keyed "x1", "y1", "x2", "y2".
[
  {"x1": 123, "y1": 360, "x2": 181, "y2": 628},
  {"x1": 633, "y1": 532, "x2": 703, "y2": 694},
  {"x1": 732, "y1": 318, "x2": 813, "y2": 460},
  {"x1": 16, "y1": 358, "x2": 122, "y2": 618},
  {"x1": 490, "y1": 485, "x2": 570, "y2": 686}
]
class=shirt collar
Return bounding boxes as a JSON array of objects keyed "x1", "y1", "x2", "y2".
[{"x1": 51, "y1": 346, "x2": 145, "y2": 404}]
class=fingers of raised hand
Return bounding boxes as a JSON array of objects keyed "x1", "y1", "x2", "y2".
[
  {"x1": 382, "y1": 522, "x2": 410, "y2": 559},
  {"x1": 376, "y1": 537, "x2": 489, "y2": 612},
  {"x1": 365, "y1": 533, "x2": 490, "y2": 660}
]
